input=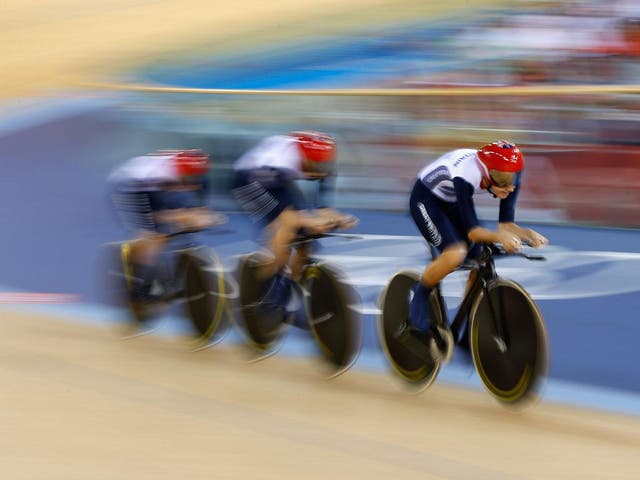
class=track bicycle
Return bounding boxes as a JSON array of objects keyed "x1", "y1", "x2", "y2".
[
  {"x1": 100, "y1": 229, "x2": 236, "y2": 349},
  {"x1": 236, "y1": 231, "x2": 362, "y2": 377},
  {"x1": 378, "y1": 242, "x2": 548, "y2": 405}
]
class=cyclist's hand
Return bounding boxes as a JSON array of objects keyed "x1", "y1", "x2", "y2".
[
  {"x1": 209, "y1": 211, "x2": 228, "y2": 227},
  {"x1": 305, "y1": 215, "x2": 337, "y2": 234},
  {"x1": 524, "y1": 229, "x2": 548, "y2": 248},
  {"x1": 335, "y1": 214, "x2": 359, "y2": 230},
  {"x1": 315, "y1": 209, "x2": 358, "y2": 230},
  {"x1": 182, "y1": 209, "x2": 226, "y2": 231},
  {"x1": 497, "y1": 231, "x2": 523, "y2": 253},
  {"x1": 320, "y1": 213, "x2": 358, "y2": 231}
]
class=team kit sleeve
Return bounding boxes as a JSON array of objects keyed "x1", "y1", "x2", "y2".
[
  {"x1": 316, "y1": 172, "x2": 337, "y2": 208},
  {"x1": 498, "y1": 172, "x2": 522, "y2": 223}
]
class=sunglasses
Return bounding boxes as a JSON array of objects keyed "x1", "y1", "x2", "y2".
[{"x1": 488, "y1": 171, "x2": 515, "y2": 188}]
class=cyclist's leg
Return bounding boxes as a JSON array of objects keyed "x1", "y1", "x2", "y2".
[
  {"x1": 264, "y1": 210, "x2": 300, "y2": 279},
  {"x1": 232, "y1": 170, "x2": 301, "y2": 308},
  {"x1": 110, "y1": 184, "x2": 168, "y2": 300},
  {"x1": 398, "y1": 244, "x2": 466, "y2": 361},
  {"x1": 445, "y1": 206, "x2": 482, "y2": 358},
  {"x1": 128, "y1": 233, "x2": 167, "y2": 292},
  {"x1": 408, "y1": 181, "x2": 467, "y2": 333},
  {"x1": 261, "y1": 180, "x2": 311, "y2": 307},
  {"x1": 290, "y1": 241, "x2": 311, "y2": 281}
]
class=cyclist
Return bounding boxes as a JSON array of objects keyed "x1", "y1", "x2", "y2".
[
  {"x1": 232, "y1": 131, "x2": 356, "y2": 312},
  {"x1": 405, "y1": 140, "x2": 548, "y2": 357},
  {"x1": 108, "y1": 149, "x2": 224, "y2": 316}
]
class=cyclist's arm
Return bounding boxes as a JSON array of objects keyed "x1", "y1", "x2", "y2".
[
  {"x1": 294, "y1": 209, "x2": 356, "y2": 233},
  {"x1": 498, "y1": 222, "x2": 548, "y2": 247},
  {"x1": 153, "y1": 189, "x2": 226, "y2": 231},
  {"x1": 497, "y1": 174, "x2": 547, "y2": 247},
  {"x1": 303, "y1": 169, "x2": 355, "y2": 229},
  {"x1": 316, "y1": 170, "x2": 336, "y2": 208},
  {"x1": 292, "y1": 210, "x2": 336, "y2": 233},
  {"x1": 453, "y1": 177, "x2": 482, "y2": 240},
  {"x1": 468, "y1": 225, "x2": 523, "y2": 253},
  {"x1": 453, "y1": 177, "x2": 521, "y2": 252},
  {"x1": 155, "y1": 207, "x2": 226, "y2": 231},
  {"x1": 314, "y1": 208, "x2": 358, "y2": 229},
  {"x1": 301, "y1": 169, "x2": 336, "y2": 208},
  {"x1": 498, "y1": 175, "x2": 521, "y2": 223}
]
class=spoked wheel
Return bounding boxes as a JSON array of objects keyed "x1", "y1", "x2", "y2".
[
  {"x1": 236, "y1": 252, "x2": 289, "y2": 355},
  {"x1": 302, "y1": 262, "x2": 362, "y2": 378},
  {"x1": 180, "y1": 246, "x2": 233, "y2": 350},
  {"x1": 376, "y1": 270, "x2": 440, "y2": 391},
  {"x1": 469, "y1": 278, "x2": 549, "y2": 406}
]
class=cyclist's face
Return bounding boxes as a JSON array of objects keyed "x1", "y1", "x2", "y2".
[
  {"x1": 488, "y1": 170, "x2": 516, "y2": 199},
  {"x1": 489, "y1": 169, "x2": 515, "y2": 187},
  {"x1": 491, "y1": 185, "x2": 515, "y2": 199},
  {"x1": 173, "y1": 174, "x2": 205, "y2": 190},
  {"x1": 301, "y1": 157, "x2": 331, "y2": 178}
]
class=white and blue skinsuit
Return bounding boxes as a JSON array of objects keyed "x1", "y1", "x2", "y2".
[
  {"x1": 410, "y1": 148, "x2": 521, "y2": 257},
  {"x1": 232, "y1": 135, "x2": 335, "y2": 227}
]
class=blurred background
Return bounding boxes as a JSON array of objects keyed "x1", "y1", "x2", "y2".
[
  {"x1": 4, "y1": 0, "x2": 640, "y2": 225},
  {"x1": 2, "y1": 0, "x2": 640, "y2": 407}
]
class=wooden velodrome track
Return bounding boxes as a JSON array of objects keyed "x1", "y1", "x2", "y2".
[
  {"x1": 1, "y1": 1, "x2": 639, "y2": 478},
  {"x1": 1, "y1": 309, "x2": 638, "y2": 479}
]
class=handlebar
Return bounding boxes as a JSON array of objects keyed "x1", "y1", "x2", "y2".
[
  {"x1": 291, "y1": 232, "x2": 362, "y2": 247},
  {"x1": 485, "y1": 242, "x2": 546, "y2": 261},
  {"x1": 166, "y1": 225, "x2": 234, "y2": 239},
  {"x1": 456, "y1": 243, "x2": 545, "y2": 271}
]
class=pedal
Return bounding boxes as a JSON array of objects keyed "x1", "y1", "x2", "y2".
[
  {"x1": 287, "y1": 309, "x2": 311, "y2": 330},
  {"x1": 284, "y1": 287, "x2": 302, "y2": 314},
  {"x1": 432, "y1": 326, "x2": 454, "y2": 364},
  {"x1": 394, "y1": 324, "x2": 439, "y2": 364}
]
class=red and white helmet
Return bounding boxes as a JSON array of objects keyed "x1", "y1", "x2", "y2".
[
  {"x1": 173, "y1": 149, "x2": 211, "y2": 177},
  {"x1": 477, "y1": 140, "x2": 524, "y2": 173},
  {"x1": 290, "y1": 131, "x2": 336, "y2": 167}
]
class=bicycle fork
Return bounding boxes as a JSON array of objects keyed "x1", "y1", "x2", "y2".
[{"x1": 481, "y1": 280, "x2": 510, "y2": 353}]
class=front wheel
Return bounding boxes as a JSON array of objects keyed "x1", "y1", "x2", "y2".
[
  {"x1": 469, "y1": 278, "x2": 549, "y2": 406},
  {"x1": 180, "y1": 246, "x2": 233, "y2": 349}
]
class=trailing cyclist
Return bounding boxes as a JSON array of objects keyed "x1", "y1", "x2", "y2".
[
  {"x1": 231, "y1": 131, "x2": 356, "y2": 316},
  {"x1": 108, "y1": 149, "x2": 224, "y2": 319}
]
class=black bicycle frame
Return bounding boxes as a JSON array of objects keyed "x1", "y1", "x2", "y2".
[{"x1": 431, "y1": 244, "x2": 505, "y2": 344}]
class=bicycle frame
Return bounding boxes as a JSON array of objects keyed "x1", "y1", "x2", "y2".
[
  {"x1": 431, "y1": 244, "x2": 503, "y2": 344},
  {"x1": 121, "y1": 241, "x2": 214, "y2": 304}
]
